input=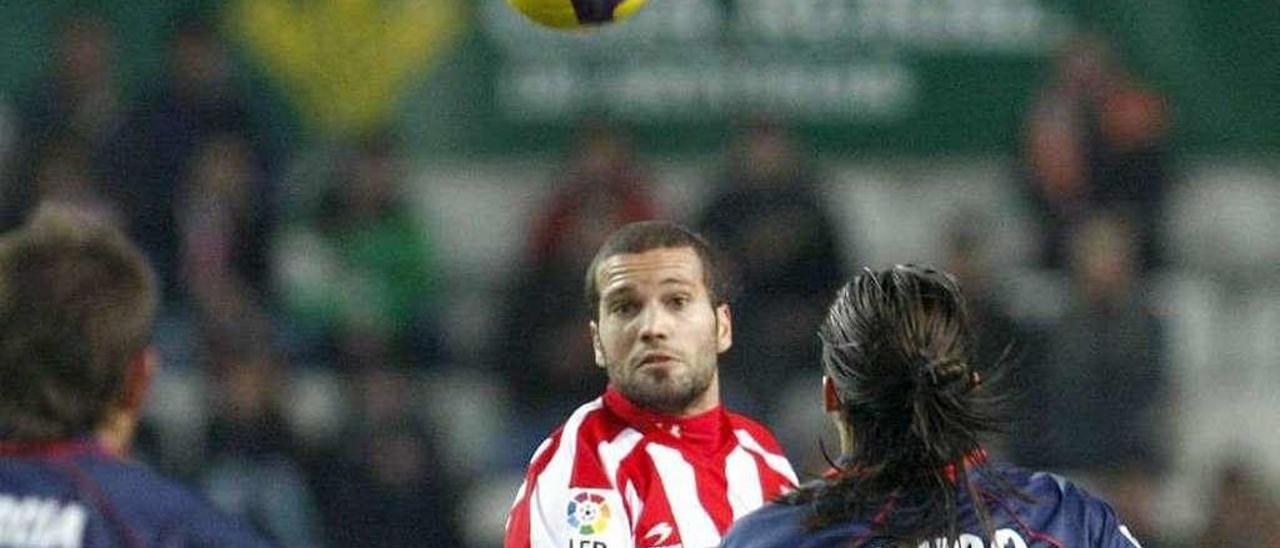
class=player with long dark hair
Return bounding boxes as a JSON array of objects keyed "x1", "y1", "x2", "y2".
[{"x1": 722, "y1": 265, "x2": 1143, "y2": 547}]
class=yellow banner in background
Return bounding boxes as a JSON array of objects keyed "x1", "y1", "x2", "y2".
[{"x1": 229, "y1": 0, "x2": 467, "y2": 137}]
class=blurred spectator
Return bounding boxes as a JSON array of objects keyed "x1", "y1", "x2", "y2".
[
  {"x1": 202, "y1": 347, "x2": 323, "y2": 547},
  {"x1": 1026, "y1": 211, "x2": 1167, "y2": 541},
  {"x1": 1197, "y1": 460, "x2": 1280, "y2": 548},
  {"x1": 526, "y1": 121, "x2": 658, "y2": 266},
  {"x1": 25, "y1": 12, "x2": 122, "y2": 145},
  {"x1": 180, "y1": 133, "x2": 275, "y2": 343},
  {"x1": 1023, "y1": 33, "x2": 1169, "y2": 272},
  {"x1": 108, "y1": 15, "x2": 278, "y2": 299},
  {"x1": 23, "y1": 134, "x2": 121, "y2": 225},
  {"x1": 696, "y1": 119, "x2": 846, "y2": 419},
  {"x1": 277, "y1": 133, "x2": 446, "y2": 370},
  {"x1": 493, "y1": 121, "x2": 658, "y2": 437},
  {"x1": 312, "y1": 369, "x2": 461, "y2": 547},
  {"x1": 0, "y1": 99, "x2": 14, "y2": 183},
  {"x1": 3, "y1": 12, "x2": 122, "y2": 229}
]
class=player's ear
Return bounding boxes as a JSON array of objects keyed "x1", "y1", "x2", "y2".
[
  {"x1": 121, "y1": 345, "x2": 157, "y2": 413},
  {"x1": 590, "y1": 321, "x2": 606, "y2": 369},
  {"x1": 823, "y1": 375, "x2": 841, "y2": 413},
  {"x1": 715, "y1": 304, "x2": 732, "y2": 353}
]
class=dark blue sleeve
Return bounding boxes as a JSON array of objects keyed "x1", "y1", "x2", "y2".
[
  {"x1": 97, "y1": 464, "x2": 274, "y2": 548},
  {"x1": 1088, "y1": 498, "x2": 1143, "y2": 548},
  {"x1": 1013, "y1": 470, "x2": 1144, "y2": 548},
  {"x1": 722, "y1": 502, "x2": 876, "y2": 548},
  {"x1": 157, "y1": 496, "x2": 274, "y2": 548},
  {"x1": 1058, "y1": 479, "x2": 1142, "y2": 548},
  {"x1": 721, "y1": 503, "x2": 803, "y2": 548}
]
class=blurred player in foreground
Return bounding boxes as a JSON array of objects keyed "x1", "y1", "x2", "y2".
[
  {"x1": 0, "y1": 204, "x2": 269, "y2": 547},
  {"x1": 505, "y1": 220, "x2": 797, "y2": 548},
  {"x1": 722, "y1": 265, "x2": 1143, "y2": 548}
]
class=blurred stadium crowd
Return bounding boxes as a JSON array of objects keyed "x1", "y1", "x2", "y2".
[{"x1": 2, "y1": 7, "x2": 1279, "y2": 548}]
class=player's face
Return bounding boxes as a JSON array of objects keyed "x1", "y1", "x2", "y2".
[{"x1": 591, "y1": 247, "x2": 732, "y2": 416}]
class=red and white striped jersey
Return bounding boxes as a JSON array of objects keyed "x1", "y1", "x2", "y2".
[{"x1": 506, "y1": 388, "x2": 798, "y2": 548}]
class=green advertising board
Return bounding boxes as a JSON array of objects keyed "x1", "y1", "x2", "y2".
[
  {"x1": 407, "y1": 0, "x2": 1280, "y2": 157},
  {"x1": 0, "y1": 0, "x2": 1275, "y2": 158},
  {"x1": 446, "y1": 0, "x2": 1068, "y2": 155}
]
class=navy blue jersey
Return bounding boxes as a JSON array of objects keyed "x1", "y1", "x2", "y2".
[
  {"x1": 722, "y1": 462, "x2": 1142, "y2": 548},
  {"x1": 0, "y1": 440, "x2": 271, "y2": 548}
]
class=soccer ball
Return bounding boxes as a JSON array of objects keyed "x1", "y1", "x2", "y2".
[{"x1": 507, "y1": 0, "x2": 649, "y2": 30}]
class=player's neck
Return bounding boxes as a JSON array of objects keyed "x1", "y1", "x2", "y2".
[
  {"x1": 670, "y1": 375, "x2": 720, "y2": 418},
  {"x1": 833, "y1": 417, "x2": 855, "y2": 455},
  {"x1": 95, "y1": 409, "x2": 136, "y2": 459}
]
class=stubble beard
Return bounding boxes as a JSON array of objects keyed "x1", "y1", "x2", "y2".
[{"x1": 608, "y1": 347, "x2": 716, "y2": 415}]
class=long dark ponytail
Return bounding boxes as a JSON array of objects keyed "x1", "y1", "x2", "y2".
[{"x1": 784, "y1": 265, "x2": 1009, "y2": 545}]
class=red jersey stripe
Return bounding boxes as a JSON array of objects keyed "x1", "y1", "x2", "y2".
[{"x1": 505, "y1": 391, "x2": 798, "y2": 548}]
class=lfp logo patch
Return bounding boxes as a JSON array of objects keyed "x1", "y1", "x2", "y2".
[{"x1": 566, "y1": 491, "x2": 611, "y2": 535}]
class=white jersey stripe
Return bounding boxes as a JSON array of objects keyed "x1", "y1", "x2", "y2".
[
  {"x1": 529, "y1": 399, "x2": 602, "y2": 548},
  {"x1": 646, "y1": 443, "x2": 721, "y2": 547},
  {"x1": 508, "y1": 436, "x2": 556, "y2": 522},
  {"x1": 598, "y1": 427, "x2": 643, "y2": 485},
  {"x1": 624, "y1": 480, "x2": 644, "y2": 532},
  {"x1": 724, "y1": 446, "x2": 764, "y2": 521},
  {"x1": 734, "y1": 429, "x2": 799, "y2": 486}
]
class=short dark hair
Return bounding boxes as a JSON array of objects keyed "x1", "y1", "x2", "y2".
[
  {"x1": 785, "y1": 265, "x2": 1009, "y2": 543},
  {"x1": 584, "y1": 221, "x2": 727, "y2": 318},
  {"x1": 0, "y1": 203, "x2": 158, "y2": 441}
]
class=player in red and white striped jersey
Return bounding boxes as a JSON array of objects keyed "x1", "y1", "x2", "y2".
[{"x1": 505, "y1": 221, "x2": 798, "y2": 548}]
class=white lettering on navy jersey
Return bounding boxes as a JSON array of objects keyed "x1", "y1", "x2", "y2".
[
  {"x1": 917, "y1": 528, "x2": 1029, "y2": 548},
  {"x1": 0, "y1": 494, "x2": 86, "y2": 548}
]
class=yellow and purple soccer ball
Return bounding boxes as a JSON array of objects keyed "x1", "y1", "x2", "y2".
[{"x1": 507, "y1": 0, "x2": 649, "y2": 30}]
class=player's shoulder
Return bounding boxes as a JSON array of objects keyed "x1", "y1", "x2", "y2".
[
  {"x1": 1031, "y1": 470, "x2": 1130, "y2": 526},
  {"x1": 721, "y1": 500, "x2": 808, "y2": 547},
  {"x1": 980, "y1": 463, "x2": 1086, "y2": 509},
  {"x1": 725, "y1": 409, "x2": 785, "y2": 449},
  {"x1": 985, "y1": 463, "x2": 1139, "y2": 546},
  {"x1": 723, "y1": 499, "x2": 868, "y2": 548},
  {"x1": 82, "y1": 458, "x2": 271, "y2": 546},
  {"x1": 530, "y1": 397, "x2": 619, "y2": 449},
  {"x1": 1008, "y1": 464, "x2": 1110, "y2": 510},
  {"x1": 520, "y1": 397, "x2": 624, "y2": 475},
  {"x1": 0, "y1": 454, "x2": 197, "y2": 512}
]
